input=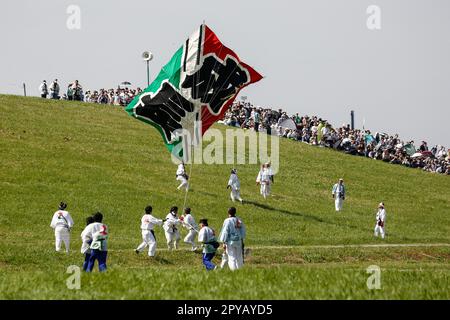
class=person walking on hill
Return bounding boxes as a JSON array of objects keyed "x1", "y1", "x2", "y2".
[
  {"x1": 227, "y1": 168, "x2": 243, "y2": 203},
  {"x1": 374, "y1": 202, "x2": 387, "y2": 239},
  {"x1": 50, "y1": 202, "x2": 74, "y2": 253},
  {"x1": 163, "y1": 206, "x2": 181, "y2": 250},
  {"x1": 135, "y1": 205, "x2": 165, "y2": 257},
  {"x1": 332, "y1": 178, "x2": 346, "y2": 211},
  {"x1": 218, "y1": 207, "x2": 246, "y2": 271},
  {"x1": 83, "y1": 212, "x2": 109, "y2": 272},
  {"x1": 198, "y1": 218, "x2": 219, "y2": 270},
  {"x1": 256, "y1": 164, "x2": 271, "y2": 199},
  {"x1": 180, "y1": 207, "x2": 198, "y2": 251}
]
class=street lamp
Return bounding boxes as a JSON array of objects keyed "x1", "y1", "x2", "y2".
[
  {"x1": 142, "y1": 51, "x2": 153, "y2": 87},
  {"x1": 350, "y1": 110, "x2": 355, "y2": 130}
]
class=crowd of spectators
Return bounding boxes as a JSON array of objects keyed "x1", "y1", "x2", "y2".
[
  {"x1": 220, "y1": 101, "x2": 450, "y2": 175},
  {"x1": 39, "y1": 79, "x2": 142, "y2": 106},
  {"x1": 38, "y1": 80, "x2": 449, "y2": 175}
]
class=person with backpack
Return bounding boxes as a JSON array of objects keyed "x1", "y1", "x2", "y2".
[
  {"x1": 197, "y1": 218, "x2": 219, "y2": 270},
  {"x1": 218, "y1": 207, "x2": 246, "y2": 271},
  {"x1": 50, "y1": 202, "x2": 74, "y2": 253}
]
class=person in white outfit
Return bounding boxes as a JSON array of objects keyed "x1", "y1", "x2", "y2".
[
  {"x1": 176, "y1": 162, "x2": 189, "y2": 191},
  {"x1": 49, "y1": 79, "x2": 60, "y2": 99},
  {"x1": 135, "y1": 205, "x2": 165, "y2": 257},
  {"x1": 81, "y1": 212, "x2": 108, "y2": 272},
  {"x1": 81, "y1": 216, "x2": 95, "y2": 271},
  {"x1": 227, "y1": 169, "x2": 243, "y2": 203},
  {"x1": 39, "y1": 80, "x2": 48, "y2": 98},
  {"x1": 218, "y1": 207, "x2": 246, "y2": 271},
  {"x1": 180, "y1": 207, "x2": 198, "y2": 251},
  {"x1": 374, "y1": 202, "x2": 387, "y2": 239},
  {"x1": 163, "y1": 206, "x2": 181, "y2": 250},
  {"x1": 50, "y1": 202, "x2": 74, "y2": 253},
  {"x1": 256, "y1": 164, "x2": 271, "y2": 199},
  {"x1": 332, "y1": 178, "x2": 346, "y2": 211}
]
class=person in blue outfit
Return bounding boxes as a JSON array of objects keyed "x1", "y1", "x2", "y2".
[
  {"x1": 82, "y1": 212, "x2": 108, "y2": 272},
  {"x1": 197, "y1": 219, "x2": 218, "y2": 271}
]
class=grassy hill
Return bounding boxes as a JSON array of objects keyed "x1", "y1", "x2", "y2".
[{"x1": 0, "y1": 95, "x2": 449, "y2": 299}]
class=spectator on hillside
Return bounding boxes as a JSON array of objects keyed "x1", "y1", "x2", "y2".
[
  {"x1": 252, "y1": 108, "x2": 261, "y2": 132},
  {"x1": 39, "y1": 80, "x2": 48, "y2": 98},
  {"x1": 67, "y1": 84, "x2": 73, "y2": 100},
  {"x1": 419, "y1": 141, "x2": 428, "y2": 152},
  {"x1": 220, "y1": 99, "x2": 448, "y2": 175},
  {"x1": 71, "y1": 80, "x2": 83, "y2": 101},
  {"x1": 49, "y1": 79, "x2": 60, "y2": 99}
]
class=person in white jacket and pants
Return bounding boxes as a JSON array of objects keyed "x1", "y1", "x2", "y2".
[
  {"x1": 227, "y1": 169, "x2": 243, "y2": 203},
  {"x1": 332, "y1": 178, "x2": 346, "y2": 212},
  {"x1": 374, "y1": 202, "x2": 387, "y2": 239},
  {"x1": 181, "y1": 207, "x2": 198, "y2": 251},
  {"x1": 256, "y1": 164, "x2": 271, "y2": 199},
  {"x1": 39, "y1": 80, "x2": 48, "y2": 98},
  {"x1": 49, "y1": 79, "x2": 60, "y2": 99},
  {"x1": 135, "y1": 205, "x2": 165, "y2": 257},
  {"x1": 163, "y1": 206, "x2": 181, "y2": 250},
  {"x1": 50, "y1": 202, "x2": 74, "y2": 253},
  {"x1": 218, "y1": 207, "x2": 246, "y2": 271},
  {"x1": 176, "y1": 162, "x2": 189, "y2": 191}
]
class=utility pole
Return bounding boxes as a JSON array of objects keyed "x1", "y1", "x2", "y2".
[
  {"x1": 146, "y1": 60, "x2": 150, "y2": 87},
  {"x1": 350, "y1": 110, "x2": 355, "y2": 130},
  {"x1": 23, "y1": 83, "x2": 27, "y2": 97}
]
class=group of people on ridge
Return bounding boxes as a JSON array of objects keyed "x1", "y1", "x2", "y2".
[{"x1": 176, "y1": 162, "x2": 275, "y2": 202}]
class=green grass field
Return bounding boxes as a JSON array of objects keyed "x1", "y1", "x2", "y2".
[{"x1": 1, "y1": 95, "x2": 449, "y2": 299}]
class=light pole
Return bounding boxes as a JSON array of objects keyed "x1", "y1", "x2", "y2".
[
  {"x1": 350, "y1": 110, "x2": 355, "y2": 130},
  {"x1": 142, "y1": 51, "x2": 153, "y2": 87}
]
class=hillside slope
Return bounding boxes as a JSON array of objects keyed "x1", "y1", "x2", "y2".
[{"x1": 1, "y1": 95, "x2": 449, "y2": 246}]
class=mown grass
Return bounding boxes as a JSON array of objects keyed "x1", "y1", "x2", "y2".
[
  {"x1": 0, "y1": 94, "x2": 449, "y2": 299},
  {"x1": 1, "y1": 247, "x2": 449, "y2": 299}
]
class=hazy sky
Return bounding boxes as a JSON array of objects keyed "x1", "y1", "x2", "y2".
[{"x1": 1, "y1": 0, "x2": 449, "y2": 147}]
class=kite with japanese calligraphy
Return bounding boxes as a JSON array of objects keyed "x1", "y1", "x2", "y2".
[{"x1": 125, "y1": 24, "x2": 263, "y2": 160}]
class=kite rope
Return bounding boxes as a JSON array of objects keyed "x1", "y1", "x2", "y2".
[{"x1": 182, "y1": 144, "x2": 195, "y2": 209}]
